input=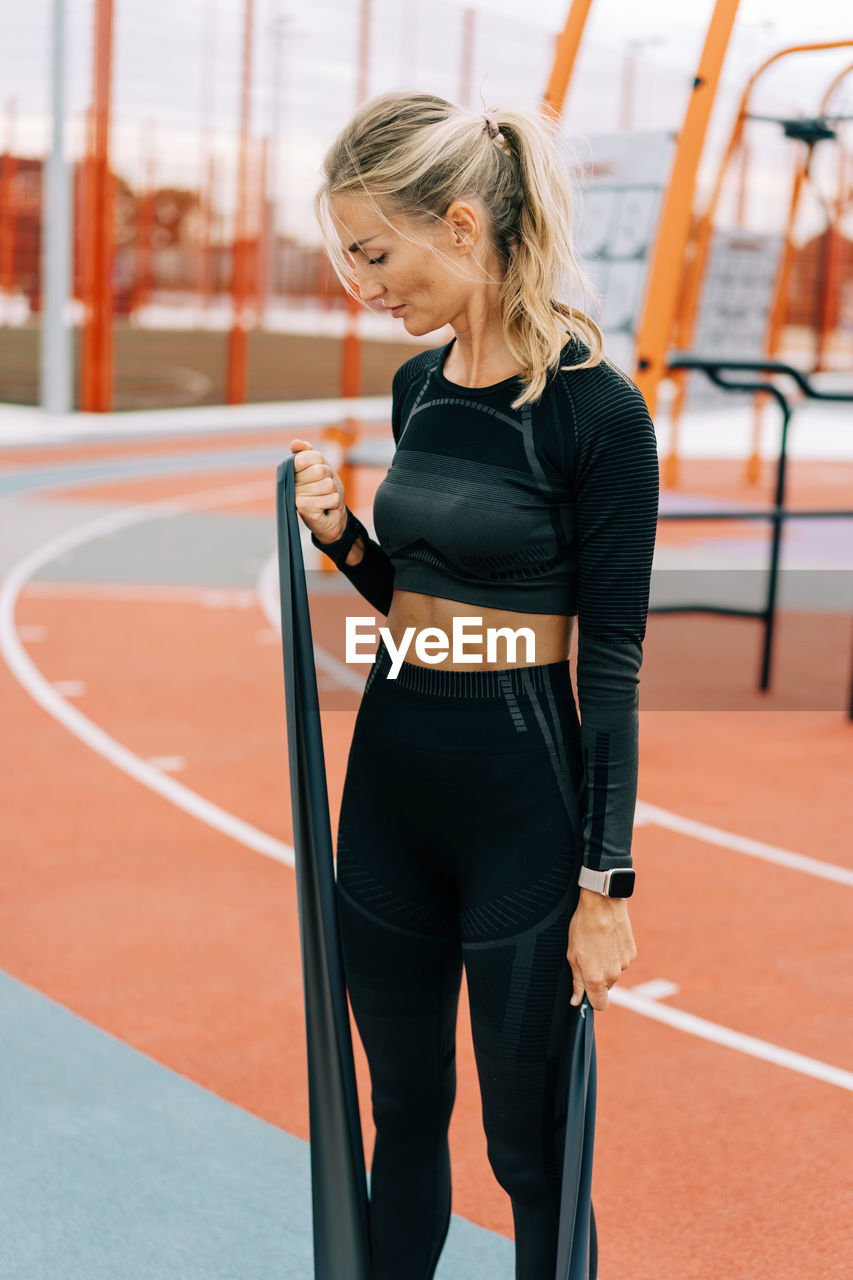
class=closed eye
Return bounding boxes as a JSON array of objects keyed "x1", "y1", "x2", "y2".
[{"x1": 366, "y1": 254, "x2": 386, "y2": 266}]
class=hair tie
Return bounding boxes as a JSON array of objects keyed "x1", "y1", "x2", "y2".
[{"x1": 483, "y1": 111, "x2": 504, "y2": 144}]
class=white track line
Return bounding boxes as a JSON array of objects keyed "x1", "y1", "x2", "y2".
[
  {"x1": 635, "y1": 800, "x2": 853, "y2": 887},
  {"x1": 24, "y1": 582, "x2": 259, "y2": 608},
  {"x1": 0, "y1": 479, "x2": 294, "y2": 868},
  {"x1": 5, "y1": 481, "x2": 851, "y2": 1090},
  {"x1": 613, "y1": 986, "x2": 853, "y2": 1092},
  {"x1": 256, "y1": 549, "x2": 367, "y2": 694}
]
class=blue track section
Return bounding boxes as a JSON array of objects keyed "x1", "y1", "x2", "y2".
[
  {"x1": 0, "y1": 445, "x2": 293, "y2": 499},
  {"x1": 0, "y1": 971, "x2": 514, "y2": 1279}
]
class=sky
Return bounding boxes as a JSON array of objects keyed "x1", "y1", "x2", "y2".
[{"x1": 3, "y1": 0, "x2": 851, "y2": 245}]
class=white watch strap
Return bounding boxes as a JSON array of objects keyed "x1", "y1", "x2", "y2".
[{"x1": 578, "y1": 865, "x2": 608, "y2": 894}]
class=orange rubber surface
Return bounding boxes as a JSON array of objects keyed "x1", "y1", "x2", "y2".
[{"x1": 2, "y1": 436, "x2": 852, "y2": 1278}]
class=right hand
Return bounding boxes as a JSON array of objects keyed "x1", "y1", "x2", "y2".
[
  {"x1": 567, "y1": 891, "x2": 637, "y2": 1012},
  {"x1": 289, "y1": 439, "x2": 347, "y2": 544}
]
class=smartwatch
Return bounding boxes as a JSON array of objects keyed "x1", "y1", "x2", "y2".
[{"x1": 578, "y1": 865, "x2": 635, "y2": 899}]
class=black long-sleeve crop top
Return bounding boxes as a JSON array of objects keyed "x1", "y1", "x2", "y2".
[{"x1": 312, "y1": 335, "x2": 660, "y2": 873}]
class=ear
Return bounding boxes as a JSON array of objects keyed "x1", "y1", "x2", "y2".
[{"x1": 443, "y1": 199, "x2": 482, "y2": 252}]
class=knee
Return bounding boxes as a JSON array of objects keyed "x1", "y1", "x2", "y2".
[
  {"x1": 483, "y1": 1108, "x2": 560, "y2": 1207},
  {"x1": 372, "y1": 1061, "x2": 456, "y2": 1143}
]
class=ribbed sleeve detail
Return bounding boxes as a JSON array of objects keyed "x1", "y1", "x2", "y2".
[
  {"x1": 337, "y1": 532, "x2": 395, "y2": 616},
  {"x1": 560, "y1": 360, "x2": 660, "y2": 870}
]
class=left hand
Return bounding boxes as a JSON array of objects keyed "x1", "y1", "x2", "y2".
[{"x1": 567, "y1": 888, "x2": 637, "y2": 1012}]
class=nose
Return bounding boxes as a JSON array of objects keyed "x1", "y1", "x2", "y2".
[
  {"x1": 354, "y1": 261, "x2": 385, "y2": 304},
  {"x1": 359, "y1": 275, "x2": 385, "y2": 304}
]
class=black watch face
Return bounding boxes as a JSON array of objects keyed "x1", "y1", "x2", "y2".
[{"x1": 608, "y1": 870, "x2": 635, "y2": 898}]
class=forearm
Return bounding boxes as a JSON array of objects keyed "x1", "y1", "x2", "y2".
[
  {"x1": 576, "y1": 629, "x2": 641, "y2": 872},
  {"x1": 312, "y1": 507, "x2": 395, "y2": 616}
]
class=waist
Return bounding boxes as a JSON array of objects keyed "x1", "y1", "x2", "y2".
[
  {"x1": 368, "y1": 632, "x2": 574, "y2": 701},
  {"x1": 384, "y1": 589, "x2": 575, "y2": 672}
]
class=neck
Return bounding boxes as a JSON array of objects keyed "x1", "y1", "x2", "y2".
[{"x1": 444, "y1": 312, "x2": 520, "y2": 387}]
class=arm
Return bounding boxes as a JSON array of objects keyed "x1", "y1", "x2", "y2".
[
  {"x1": 571, "y1": 373, "x2": 659, "y2": 873},
  {"x1": 311, "y1": 508, "x2": 395, "y2": 617},
  {"x1": 309, "y1": 363, "x2": 411, "y2": 616},
  {"x1": 562, "y1": 366, "x2": 660, "y2": 1008}
]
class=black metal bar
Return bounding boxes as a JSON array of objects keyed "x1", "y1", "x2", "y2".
[
  {"x1": 667, "y1": 352, "x2": 853, "y2": 402},
  {"x1": 662, "y1": 353, "x2": 853, "y2": 718},
  {"x1": 652, "y1": 605, "x2": 765, "y2": 619}
]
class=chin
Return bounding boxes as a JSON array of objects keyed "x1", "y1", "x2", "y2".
[{"x1": 404, "y1": 314, "x2": 440, "y2": 337}]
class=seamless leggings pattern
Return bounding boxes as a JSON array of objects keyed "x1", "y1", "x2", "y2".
[{"x1": 336, "y1": 634, "x2": 597, "y2": 1280}]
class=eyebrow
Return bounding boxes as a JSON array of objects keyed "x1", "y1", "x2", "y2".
[{"x1": 346, "y1": 235, "x2": 379, "y2": 253}]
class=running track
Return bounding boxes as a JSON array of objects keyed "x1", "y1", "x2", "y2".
[{"x1": 1, "y1": 421, "x2": 852, "y2": 1279}]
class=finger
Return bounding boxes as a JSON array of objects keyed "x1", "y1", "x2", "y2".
[
  {"x1": 570, "y1": 977, "x2": 585, "y2": 1008},
  {"x1": 298, "y1": 471, "x2": 337, "y2": 491},
  {"x1": 295, "y1": 461, "x2": 334, "y2": 486},
  {"x1": 293, "y1": 455, "x2": 326, "y2": 475},
  {"x1": 586, "y1": 980, "x2": 610, "y2": 1012},
  {"x1": 291, "y1": 446, "x2": 327, "y2": 472}
]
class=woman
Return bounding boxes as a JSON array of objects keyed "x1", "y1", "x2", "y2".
[{"x1": 290, "y1": 92, "x2": 659, "y2": 1280}]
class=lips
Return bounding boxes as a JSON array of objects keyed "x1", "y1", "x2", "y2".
[{"x1": 389, "y1": 305, "x2": 406, "y2": 317}]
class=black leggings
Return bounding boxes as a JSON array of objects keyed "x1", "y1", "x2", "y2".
[{"x1": 336, "y1": 635, "x2": 597, "y2": 1280}]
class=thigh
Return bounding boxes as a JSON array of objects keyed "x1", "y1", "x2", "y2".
[
  {"x1": 336, "y1": 703, "x2": 460, "y2": 939},
  {"x1": 336, "y1": 885, "x2": 463, "y2": 1110},
  {"x1": 447, "y1": 699, "x2": 584, "y2": 947},
  {"x1": 335, "y1": 694, "x2": 464, "y2": 1100}
]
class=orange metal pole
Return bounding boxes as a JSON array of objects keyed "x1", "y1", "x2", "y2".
[
  {"x1": 227, "y1": 0, "x2": 254, "y2": 404},
  {"x1": 256, "y1": 134, "x2": 269, "y2": 325},
  {"x1": 766, "y1": 61, "x2": 853, "y2": 362},
  {"x1": 543, "y1": 0, "x2": 595, "y2": 120},
  {"x1": 764, "y1": 156, "x2": 810, "y2": 361},
  {"x1": 0, "y1": 99, "x2": 17, "y2": 299},
  {"x1": 633, "y1": 0, "x2": 741, "y2": 421},
  {"x1": 814, "y1": 63, "x2": 853, "y2": 369},
  {"x1": 80, "y1": 0, "x2": 115, "y2": 412},
  {"x1": 749, "y1": 55, "x2": 853, "y2": 472},
  {"x1": 339, "y1": 0, "x2": 371, "y2": 406},
  {"x1": 817, "y1": 144, "x2": 847, "y2": 369},
  {"x1": 324, "y1": 0, "x2": 374, "y2": 572}
]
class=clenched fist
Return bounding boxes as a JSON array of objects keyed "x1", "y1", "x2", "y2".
[{"x1": 289, "y1": 439, "x2": 347, "y2": 545}]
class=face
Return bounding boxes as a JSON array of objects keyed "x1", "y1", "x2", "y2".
[{"x1": 328, "y1": 190, "x2": 497, "y2": 337}]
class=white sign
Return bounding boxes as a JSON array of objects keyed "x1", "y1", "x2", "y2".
[
  {"x1": 560, "y1": 130, "x2": 675, "y2": 371},
  {"x1": 688, "y1": 229, "x2": 785, "y2": 405}
]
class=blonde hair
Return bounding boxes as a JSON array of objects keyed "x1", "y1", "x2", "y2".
[{"x1": 314, "y1": 91, "x2": 604, "y2": 409}]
